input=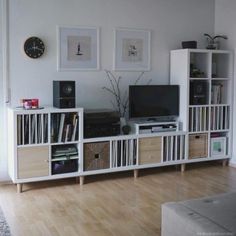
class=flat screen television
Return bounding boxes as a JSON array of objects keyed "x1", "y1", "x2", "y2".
[{"x1": 129, "y1": 85, "x2": 179, "y2": 120}]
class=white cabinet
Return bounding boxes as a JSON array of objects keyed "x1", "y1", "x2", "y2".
[
  {"x1": 9, "y1": 106, "x2": 188, "y2": 192},
  {"x1": 170, "y1": 49, "x2": 233, "y2": 160},
  {"x1": 8, "y1": 107, "x2": 83, "y2": 192}
]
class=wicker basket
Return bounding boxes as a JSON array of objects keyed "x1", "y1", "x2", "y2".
[{"x1": 84, "y1": 142, "x2": 110, "y2": 171}]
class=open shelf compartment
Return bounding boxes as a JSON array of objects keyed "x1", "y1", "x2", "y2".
[
  {"x1": 51, "y1": 144, "x2": 79, "y2": 175},
  {"x1": 51, "y1": 112, "x2": 79, "y2": 144},
  {"x1": 212, "y1": 53, "x2": 231, "y2": 79},
  {"x1": 189, "y1": 52, "x2": 209, "y2": 78}
]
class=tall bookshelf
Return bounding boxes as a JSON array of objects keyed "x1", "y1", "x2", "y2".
[{"x1": 170, "y1": 49, "x2": 233, "y2": 161}]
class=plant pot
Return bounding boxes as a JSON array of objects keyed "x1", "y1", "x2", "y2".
[
  {"x1": 120, "y1": 117, "x2": 131, "y2": 135},
  {"x1": 206, "y1": 42, "x2": 219, "y2": 50},
  {"x1": 122, "y1": 125, "x2": 131, "y2": 135}
]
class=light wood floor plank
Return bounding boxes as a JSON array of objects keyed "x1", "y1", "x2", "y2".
[{"x1": 0, "y1": 163, "x2": 236, "y2": 236}]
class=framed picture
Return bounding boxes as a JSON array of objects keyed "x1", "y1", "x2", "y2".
[
  {"x1": 57, "y1": 26, "x2": 99, "y2": 71},
  {"x1": 113, "y1": 28, "x2": 151, "y2": 71},
  {"x1": 210, "y1": 137, "x2": 227, "y2": 157}
]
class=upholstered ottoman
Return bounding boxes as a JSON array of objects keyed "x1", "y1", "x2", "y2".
[{"x1": 162, "y1": 192, "x2": 236, "y2": 236}]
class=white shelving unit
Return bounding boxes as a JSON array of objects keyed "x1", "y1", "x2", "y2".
[
  {"x1": 8, "y1": 50, "x2": 233, "y2": 192},
  {"x1": 170, "y1": 49, "x2": 233, "y2": 161},
  {"x1": 8, "y1": 106, "x2": 188, "y2": 192},
  {"x1": 82, "y1": 131, "x2": 187, "y2": 175},
  {"x1": 8, "y1": 107, "x2": 84, "y2": 192}
]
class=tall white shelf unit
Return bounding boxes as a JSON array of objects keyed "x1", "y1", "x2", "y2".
[{"x1": 170, "y1": 49, "x2": 233, "y2": 163}]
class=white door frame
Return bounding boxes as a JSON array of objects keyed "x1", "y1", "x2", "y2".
[{"x1": 0, "y1": 0, "x2": 10, "y2": 180}]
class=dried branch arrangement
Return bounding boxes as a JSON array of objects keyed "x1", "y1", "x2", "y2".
[{"x1": 102, "y1": 70, "x2": 152, "y2": 117}]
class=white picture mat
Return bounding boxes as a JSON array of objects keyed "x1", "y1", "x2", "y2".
[
  {"x1": 114, "y1": 28, "x2": 151, "y2": 71},
  {"x1": 210, "y1": 137, "x2": 227, "y2": 156},
  {"x1": 57, "y1": 26, "x2": 99, "y2": 71}
]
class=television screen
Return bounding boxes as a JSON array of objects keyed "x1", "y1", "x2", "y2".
[{"x1": 129, "y1": 85, "x2": 179, "y2": 120}]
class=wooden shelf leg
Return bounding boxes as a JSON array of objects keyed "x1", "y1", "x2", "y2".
[
  {"x1": 17, "y1": 183, "x2": 22, "y2": 193},
  {"x1": 80, "y1": 176, "x2": 85, "y2": 186},
  {"x1": 181, "y1": 164, "x2": 186, "y2": 172},
  {"x1": 134, "y1": 169, "x2": 139, "y2": 179},
  {"x1": 222, "y1": 160, "x2": 228, "y2": 167}
]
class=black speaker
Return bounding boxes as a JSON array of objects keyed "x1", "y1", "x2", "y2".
[
  {"x1": 190, "y1": 80, "x2": 208, "y2": 105},
  {"x1": 53, "y1": 81, "x2": 75, "y2": 108}
]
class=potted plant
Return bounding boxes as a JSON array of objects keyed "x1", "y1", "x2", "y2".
[{"x1": 204, "y1": 33, "x2": 228, "y2": 50}]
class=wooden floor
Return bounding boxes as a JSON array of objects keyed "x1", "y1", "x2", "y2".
[{"x1": 1, "y1": 163, "x2": 236, "y2": 236}]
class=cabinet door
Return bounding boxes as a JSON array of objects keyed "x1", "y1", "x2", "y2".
[
  {"x1": 18, "y1": 146, "x2": 49, "y2": 179},
  {"x1": 139, "y1": 137, "x2": 162, "y2": 164}
]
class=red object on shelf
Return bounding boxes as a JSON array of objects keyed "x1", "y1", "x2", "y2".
[
  {"x1": 31, "y1": 99, "x2": 39, "y2": 108},
  {"x1": 22, "y1": 98, "x2": 39, "y2": 109}
]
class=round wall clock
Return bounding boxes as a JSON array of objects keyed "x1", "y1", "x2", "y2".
[{"x1": 24, "y1": 37, "x2": 45, "y2": 59}]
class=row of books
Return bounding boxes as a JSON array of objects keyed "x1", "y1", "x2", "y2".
[
  {"x1": 52, "y1": 144, "x2": 78, "y2": 160},
  {"x1": 17, "y1": 114, "x2": 48, "y2": 145},
  {"x1": 189, "y1": 107, "x2": 209, "y2": 132},
  {"x1": 211, "y1": 83, "x2": 223, "y2": 104},
  {"x1": 163, "y1": 135, "x2": 185, "y2": 162},
  {"x1": 111, "y1": 139, "x2": 137, "y2": 168},
  {"x1": 189, "y1": 105, "x2": 230, "y2": 132},
  {"x1": 211, "y1": 106, "x2": 230, "y2": 130},
  {"x1": 51, "y1": 113, "x2": 79, "y2": 143}
]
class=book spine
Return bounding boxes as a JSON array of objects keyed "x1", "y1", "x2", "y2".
[{"x1": 58, "y1": 114, "x2": 65, "y2": 143}]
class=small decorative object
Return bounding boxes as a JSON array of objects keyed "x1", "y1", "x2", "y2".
[
  {"x1": 182, "y1": 41, "x2": 197, "y2": 49},
  {"x1": 102, "y1": 70, "x2": 152, "y2": 117},
  {"x1": 190, "y1": 63, "x2": 205, "y2": 78},
  {"x1": 24, "y1": 37, "x2": 45, "y2": 59},
  {"x1": 23, "y1": 99, "x2": 32, "y2": 109},
  {"x1": 31, "y1": 99, "x2": 39, "y2": 108},
  {"x1": 114, "y1": 28, "x2": 151, "y2": 71},
  {"x1": 204, "y1": 34, "x2": 228, "y2": 50},
  {"x1": 211, "y1": 137, "x2": 226, "y2": 157},
  {"x1": 57, "y1": 26, "x2": 99, "y2": 71},
  {"x1": 21, "y1": 98, "x2": 39, "y2": 109}
]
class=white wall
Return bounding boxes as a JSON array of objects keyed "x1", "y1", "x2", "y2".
[
  {"x1": 8, "y1": 0, "x2": 215, "y2": 108},
  {"x1": 215, "y1": 0, "x2": 236, "y2": 164},
  {"x1": 0, "y1": 0, "x2": 215, "y2": 180}
]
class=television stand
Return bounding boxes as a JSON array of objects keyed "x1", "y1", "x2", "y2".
[{"x1": 130, "y1": 120, "x2": 179, "y2": 134}]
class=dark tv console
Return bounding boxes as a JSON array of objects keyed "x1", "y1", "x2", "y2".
[{"x1": 130, "y1": 121, "x2": 179, "y2": 134}]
